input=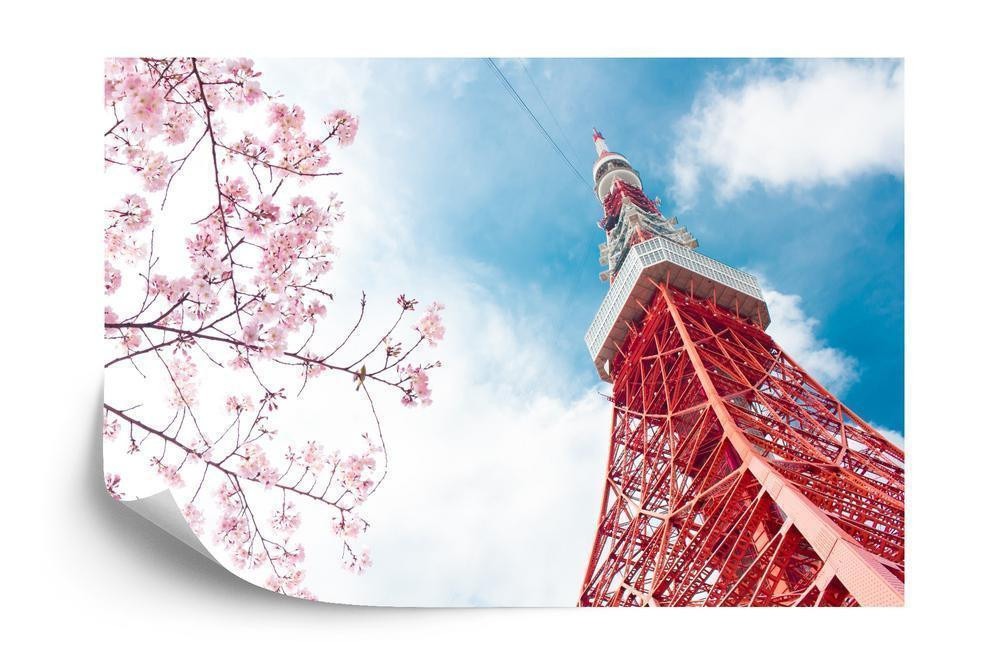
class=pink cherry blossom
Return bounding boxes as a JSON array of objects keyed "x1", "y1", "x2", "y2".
[
  {"x1": 345, "y1": 547, "x2": 373, "y2": 575},
  {"x1": 237, "y1": 442, "x2": 280, "y2": 489},
  {"x1": 104, "y1": 58, "x2": 445, "y2": 600},
  {"x1": 104, "y1": 261, "x2": 122, "y2": 294},
  {"x1": 271, "y1": 501, "x2": 302, "y2": 535},
  {"x1": 324, "y1": 109, "x2": 360, "y2": 146},
  {"x1": 302, "y1": 441, "x2": 326, "y2": 472},
  {"x1": 118, "y1": 194, "x2": 152, "y2": 231},
  {"x1": 306, "y1": 300, "x2": 327, "y2": 320},
  {"x1": 225, "y1": 394, "x2": 254, "y2": 413},
  {"x1": 163, "y1": 105, "x2": 195, "y2": 144},
  {"x1": 153, "y1": 461, "x2": 184, "y2": 488},
  {"x1": 140, "y1": 151, "x2": 172, "y2": 191},
  {"x1": 268, "y1": 103, "x2": 305, "y2": 133},
  {"x1": 416, "y1": 301, "x2": 446, "y2": 346},
  {"x1": 183, "y1": 503, "x2": 205, "y2": 535},
  {"x1": 122, "y1": 328, "x2": 142, "y2": 350},
  {"x1": 166, "y1": 352, "x2": 198, "y2": 407},
  {"x1": 221, "y1": 176, "x2": 250, "y2": 211},
  {"x1": 400, "y1": 364, "x2": 433, "y2": 406},
  {"x1": 126, "y1": 83, "x2": 165, "y2": 136},
  {"x1": 332, "y1": 513, "x2": 366, "y2": 540},
  {"x1": 105, "y1": 473, "x2": 123, "y2": 500}
]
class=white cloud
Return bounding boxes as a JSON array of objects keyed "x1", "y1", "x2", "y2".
[
  {"x1": 671, "y1": 60, "x2": 903, "y2": 209},
  {"x1": 304, "y1": 232, "x2": 610, "y2": 606},
  {"x1": 759, "y1": 279, "x2": 859, "y2": 395},
  {"x1": 249, "y1": 60, "x2": 609, "y2": 606},
  {"x1": 758, "y1": 278, "x2": 903, "y2": 445},
  {"x1": 112, "y1": 60, "x2": 893, "y2": 607},
  {"x1": 314, "y1": 60, "x2": 892, "y2": 604},
  {"x1": 871, "y1": 424, "x2": 904, "y2": 447},
  {"x1": 422, "y1": 59, "x2": 479, "y2": 98}
]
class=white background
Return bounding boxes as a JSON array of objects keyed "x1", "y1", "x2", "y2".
[{"x1": 2, "y1": 1, "x2": 998, "y2": 663}]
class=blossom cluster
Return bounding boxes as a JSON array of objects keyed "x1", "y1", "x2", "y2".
[
  {"x1": 103, "y1": 57, "x2": 443, "y2": 599},
  {"x1": 104, "y1": 195, "x2": 151, "y2": 292},
  {"x1": 237, "y1": 442, "x2": 280, "y2": 489},
  {"x1": 400, "y1": 364, "x2": 434, "y2": 406},
  {"x1": 416, "y1": 301, "x2": 446, "y2": 346},
  {"x1": 105, "y1": 474, "x2": 123, "y2": 501},
  {"x1": 323, "y1": 109, "x2": 360, "y2": 146},
  {"x1": 205, "y1": 482, "x2": 310, "y2": 599},
  {"x1": 264, "y1": 103, "x2": 343, "y2": 176}
]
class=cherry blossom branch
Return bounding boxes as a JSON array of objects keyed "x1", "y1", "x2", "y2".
[
  {"x1": 105, "y1": 404, "x2": 353, "y2": 510},
  {"x1": 103, "y1": 57, "x2": 440, "y2": 595}
]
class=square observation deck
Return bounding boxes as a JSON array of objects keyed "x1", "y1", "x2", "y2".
[{"x1": 584, "y1": 237, "x2": 770, "y2": 382}]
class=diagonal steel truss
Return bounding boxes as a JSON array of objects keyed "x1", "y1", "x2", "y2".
[{"x1": 579, "y1": 281, "x2": 905, "y2": 607}]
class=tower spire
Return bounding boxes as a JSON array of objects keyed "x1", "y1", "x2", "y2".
[
  {"x1": 591, "y1": 127, "x2": 697, "y2": 283},
  {"x1": 591, "y1": 129, "x2": 643, "y2": 202},
  {"x1": 593, "y1": 127, "x2": 609, "y2": 157}
]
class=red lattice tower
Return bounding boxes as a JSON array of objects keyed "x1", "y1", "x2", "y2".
[{"x1": 580, "y1": 130, "x2": 904, "y2": 607}]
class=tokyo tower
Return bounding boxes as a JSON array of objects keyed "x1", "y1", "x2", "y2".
[{"x1": 579, "y1": 130, "x2": 905, "y2": 607}]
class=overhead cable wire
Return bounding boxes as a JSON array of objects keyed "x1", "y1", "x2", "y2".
[
  {"x1": 517, "y1": 59, "x2": 590, "y2": 169},
  {"x1": 484, "y1": 58, "x2": 590, "y2": 188}
]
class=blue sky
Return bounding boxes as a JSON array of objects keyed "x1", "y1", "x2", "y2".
[
  {"x1": 183, "y1": 57, "x2": 906, "y2": 605},
  {"x1": 312, "y1": 57, "x2": 903, "y2": 432}
]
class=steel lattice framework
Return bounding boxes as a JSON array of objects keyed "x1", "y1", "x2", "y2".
[{"x1": 578, "y1": 283, "x2": 905, "y2": 607}]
